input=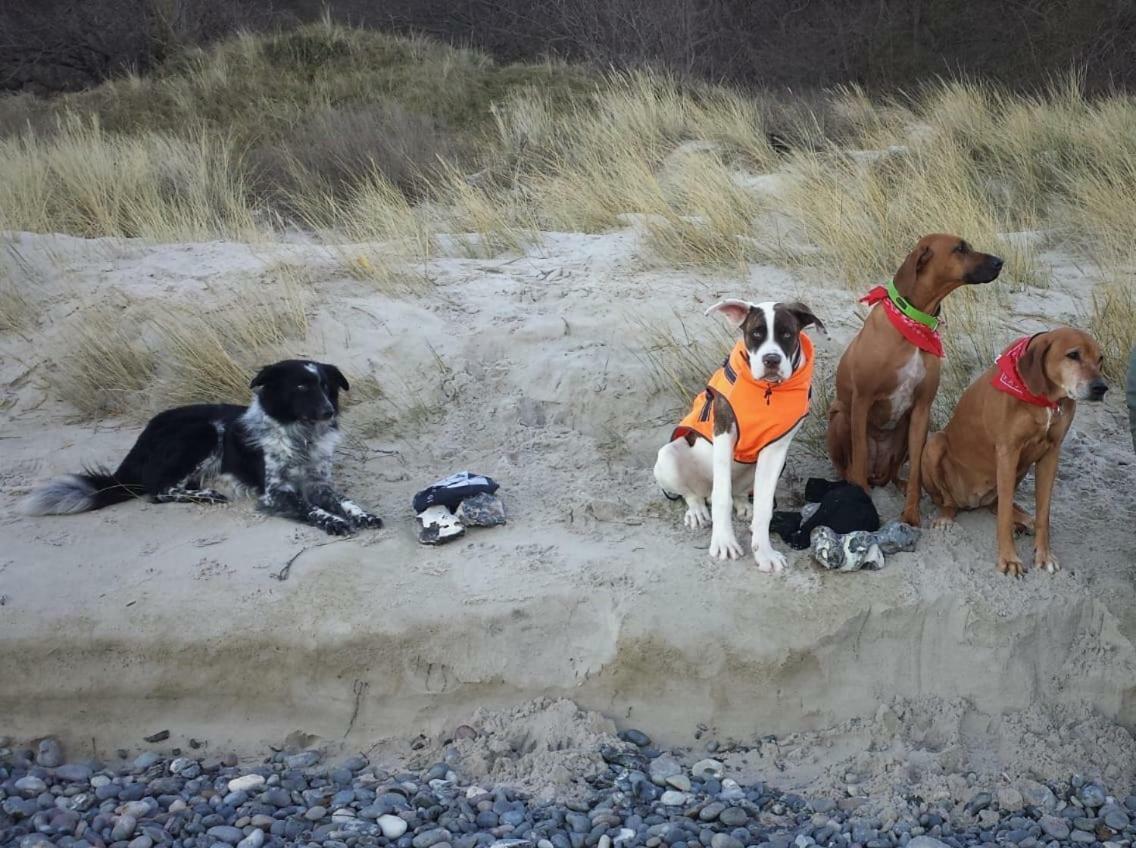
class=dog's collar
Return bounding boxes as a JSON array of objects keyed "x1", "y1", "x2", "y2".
[{"x1": 886, "y1": 279, "x2": 939, "y2": 331}]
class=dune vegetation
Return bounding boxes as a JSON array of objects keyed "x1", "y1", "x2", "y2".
[{"x1": 1, "y1": 21, "x2": 1132, "y2": 413}]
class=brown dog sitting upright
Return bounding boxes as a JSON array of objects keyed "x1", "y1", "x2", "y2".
[
  {"x1": 922, "y1": 328, "x2": 1108, "y2": 577},
  {"x1": 827, "y1": 234, "x2": 1004, "y2": 525}
]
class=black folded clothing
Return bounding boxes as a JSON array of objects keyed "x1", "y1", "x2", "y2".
[
  {"x1": 772, "y1": 478, "x2": 880, "y2": 550},
  {"x1": 412, "y1": 471, "x2": 499, "y2": 514}
]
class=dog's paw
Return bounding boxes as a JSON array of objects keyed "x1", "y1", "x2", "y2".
[
  {"x1": 997, "y1": 552, "x2": 1027, "y2": 578},
  {"x1": 900, "y1": 506, "x2": 922, "y2": 527},
  {"x1": 732, "y1": 497, "x2": 753, "y2": 520},
  {"x1": 311, "y1": 510, "x2": 353, "y2": 536},
  {"x1": 1034, "y1": 547, "x2": 1060, "y2": 574},
  {"x1": 708, "y1": 531, "x2": 744, "y2": 560},
  {"x1": 684, "y1": 500, "x2": 710, "y2": 529},
  {"x1": 351, "y1": 512, "x2": 384, "y2": 530},
  {"x1": 930, "y1": 511, "x2": 956, "y2": 530},
  {"x1": 753, "y1": 545, "x2": 786, "y2": 574},
  {"x1": 193, "y1": 488, "x2": 229, "y2": 505}
]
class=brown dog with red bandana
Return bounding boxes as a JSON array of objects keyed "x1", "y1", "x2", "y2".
[{"x1": 922, "y1": 327, "x2": 1108, "y2": 577}]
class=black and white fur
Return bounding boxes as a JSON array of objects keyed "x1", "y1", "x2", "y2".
[
  {"x1": 21, "y1": 360, "x2": 381, "y2": 536},
  {"x1": 653, "y1": 300, "x2": 822, "y2": 573}
]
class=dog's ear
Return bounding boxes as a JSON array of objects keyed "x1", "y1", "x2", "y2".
[
  {"x1": 1017, "y1": 335, "x2": 1052, "y2": 397},
  {"x1": 249, "y1": 364, "x2": 273, "y2": 390},
  {"x1": 782, "y1": 301, "x2": 826, "y2": 334},
  {"x1": 895, "y1": 243, "x2": 933, "y2": 288},
  {"x1": 320, "y1": 363, "x2": 350, "y2": 392},
  {"x1": 705, "y1": 299, "x2": 755, "y2": 329}
]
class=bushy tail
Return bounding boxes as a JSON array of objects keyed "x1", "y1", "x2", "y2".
[{"x1": 20, "y1": 467, "x2": 138, "y2": 516}]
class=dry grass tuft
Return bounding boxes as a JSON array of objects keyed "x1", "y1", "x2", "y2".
[
  {"x1": 1088, "y1": 280, "x2": 1136, "y2": 383},
  {"x1": 0, "y1": 116, "x2": 260, "y2": 240},
  {"x1": 50, "y1": 264, "x2": 311, "y2": 418},
  {"x1": 630, "y1": 309, "x2": 735, "y2": 414}
]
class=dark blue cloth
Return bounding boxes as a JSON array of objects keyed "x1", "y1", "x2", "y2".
[{"x1": 413, "y1": 471, "x2": 499, "y2": 514}]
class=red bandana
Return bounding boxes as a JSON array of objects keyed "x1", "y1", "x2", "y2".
[
  {"x1": 860, "y1": 286, "x2": 944, "y2": 358},
  {"x1": 991, "y1": 336, "x2": 1058, "y2": 409}
]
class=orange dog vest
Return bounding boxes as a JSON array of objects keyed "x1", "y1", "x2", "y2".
[{"x1": 672, "y1": 334, "x2": 815, "y2": 464}]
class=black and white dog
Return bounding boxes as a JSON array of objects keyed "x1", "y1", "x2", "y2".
[{"x1": 21, "y1": 360, "x2": 382, "y2": 536}]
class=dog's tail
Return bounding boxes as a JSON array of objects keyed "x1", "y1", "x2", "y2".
[{"x1": 20, "y1": 467, "x2": 139, "y2": 515}]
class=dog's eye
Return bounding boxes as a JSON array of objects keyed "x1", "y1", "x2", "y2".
[
  {"x1": 296, "y1": 384, "x2": 310, "y2": 390},
  {"x1": 954, "y1": 243, "x2": 967, "y2": 254},
  {"x1": 1066, "y1": 350, "x2": 1081, "y2": 361}
]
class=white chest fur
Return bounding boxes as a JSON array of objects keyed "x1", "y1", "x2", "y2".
[{"x1": 883, "y1": 349, "x2": 926, "y2": 429}]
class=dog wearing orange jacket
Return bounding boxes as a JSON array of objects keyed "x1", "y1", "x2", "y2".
[{"x1": 654, "y1": 300, "x2": 823, "y2": 573}]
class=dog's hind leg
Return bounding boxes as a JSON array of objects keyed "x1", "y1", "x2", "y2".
[{"x1": 654, "y1": 438, "x2": 713, "y2": 529}]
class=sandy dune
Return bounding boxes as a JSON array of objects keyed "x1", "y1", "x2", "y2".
[{"x1": 1, "y1": 227, "x2": 1134, "y2": 798}]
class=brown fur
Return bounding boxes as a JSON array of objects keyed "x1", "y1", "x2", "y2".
[
  {"x1": 826, "y1": 234, "x2": 1003, "y2": 525},
  {"x1": 922, "y1": 327, "x2": 1107, "y2": 577}
]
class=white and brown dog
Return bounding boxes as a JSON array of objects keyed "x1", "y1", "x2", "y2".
[{"x1": 654, "y1": 301, "x2": 823, "y2": 572}]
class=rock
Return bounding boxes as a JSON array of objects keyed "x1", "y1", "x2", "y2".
[
  {"x1": 55, "y1": 763, "x2": 92, "y2": 782},
  {"x1": 665, "y1": 775, "x2": 691, "y2": 792},
  {"x1": 710, "y1": 835, "x2": 744, "y2": 848},
  {"x1": 1080, "y1": 785, "x2": 1106, "y2": 808},
  {"x1": 621, "y1": 730, "x2": 651, "y2": 747},
  {"x1": 1020, "y1": 780, "x2": 1058, "y2": 811},
  {"x1": 965, "y1": 792, "x2": 993, "y2": 815},
  {"x1": 810, "y1": 799, "x2": 836, "y2": 814},
  {"x1": 207, "y1": 825, "x2": 245, "y2": 845},
  {"x1": 699, "y1": 802, "x2": 725, "y2": 821},
  {"x1": 1103, "y1": 809, "x2": 1129, "y2": 830},
  {"x1": 413, "y1": 828, "x2": 453, "y2": 848},
  {"x1": 379, "y1": 815, "x2": 409, "y2": 839},
  {"x1": 306, "y1": 805, "x2": 328, "y2": 821},
  {"x1": 111, "y1": 814, "x2": 138, "y2": 841},
  {"x1": 649, "y1": 755, "x2": 682, "y2": 785},
  {"x1": 237, "y1": 831, "x2": 265, "y2": 848},
  {"x1": 127, "y1": 837, "x2": 153, "y2": 848},
  {"x1": 660, "y1": 791, "x2": 688, "y2": 806},
  {"x1": 285, "y1": 751, "x2": 321, "y2": 769},
  {"x1": 18, "y1": 837, "x2": 56, "y2": 848},
  {"x1": 998, "y1": 787, "x2": 1024, "y2": 812},
  {"x1": 35, "y1": 738, "x2": 64, "y2": 768},
  {"x1": 15, "y1": 776, "x2": 47, "y2": 796},
  {"x1": 691, "y1": 759, "x2": 724, "y2": 780},
  {"x1": 1070, "y1": 830, "x2": 1095, "y2": 844},
  {"x1": 264, "y1": 788, "x2": 292, "y2": 807},
  {"x1": 907, "y1": 839, "x2": 950, "y2": 848},
  {"x1": 228, "y1": 774, "x2": 266, "y2": 793},
  {"x1": 457, "y1": 493, "x2": 507, "y2": 526},
  {"x1": 1040, "y1": 816, "x2": 1071, "y2": 840},
  {"x1": 133, "y1": 752, "x2": 161, "y2": 770},
  {"x1": 718, "y1": 807, "x2": 748, "y2": 827}
]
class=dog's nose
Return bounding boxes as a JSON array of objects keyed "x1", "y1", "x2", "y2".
[
  {"x1": 317, "y1": 404, "x2": 335, "y2": 420},
  {"x1": 762, "y1": 353, "x2": 782, "y2": 369},
  {"x1": 989, "y1": 255, "x2": 1004, "y2": 272},
  {"x1": 1089, "y1": 379, "x2": 1109, "y2": 400}
]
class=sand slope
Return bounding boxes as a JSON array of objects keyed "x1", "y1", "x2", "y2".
[{"x1": 1, "y1": 229, "x2": 1134, "y2": 797}]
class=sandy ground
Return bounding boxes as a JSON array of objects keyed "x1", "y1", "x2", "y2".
[{"x1": 1, "y1": 225, "x2": 1135, "y2": 803}]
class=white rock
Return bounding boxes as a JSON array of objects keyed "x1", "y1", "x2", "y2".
[
  {"x1": 237, "y1": 830, "x2": 265, "y2": 848},
  {"x1": 228, "y1": 774, "x2": 266, "y2": 794},
  {"x1": 660, "y1": 790, "x2": 688, "y2": 806},
  {"x1": 377, "y1": 814, "x2": 408, "y2": 839},
  {"x1": 466, "y1": 785, "x2": 487, "y2": 799},
  {"x1": 691, "y1": 759, "x2": 724, "y2": 780},
  {"x1": 666, "y1": 775, "x2": 692, "y2": 792},
  {"x1": 168, "y1": 799, "x2": 187, "y2": 813}
]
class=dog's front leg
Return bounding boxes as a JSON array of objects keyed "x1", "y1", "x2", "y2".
[
  {"x1": 309, "y1": 484, "x2": 383, "y2": 530},
  {"x1": 707, "y1": 429, "x2": 744, "y2": 560},
  {"x1": 1031, "y1": 443, "x2": 1061, "y2": 574},
  {"x1": 750, "y1": 424, "x2": 798, "y2": 573},
  {"x1": 900, "y1": 395, "x2": 932, "y2": 526},
  {"x1": 260, "y1": 484, "x2": 353, "y2": 536},
  {"x1": 994, "y1": 444, "x2": 1025, "y2": 577}
]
